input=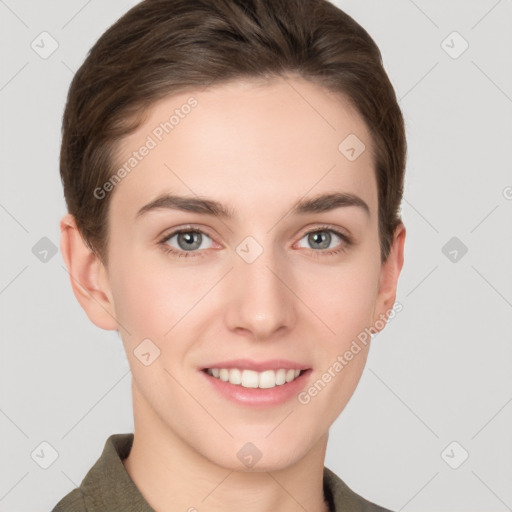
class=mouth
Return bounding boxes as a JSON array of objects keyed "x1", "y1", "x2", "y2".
[{"x1": 201, "y1": 367, "x2": 308, "y2": 389}]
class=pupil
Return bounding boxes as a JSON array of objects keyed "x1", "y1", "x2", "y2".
[
  {"x1": 310, "y1": 231, "x2": 330, "y2": 249},
  {"x1": 179, "y1": 232, "x2": 200, "y2": 250}
]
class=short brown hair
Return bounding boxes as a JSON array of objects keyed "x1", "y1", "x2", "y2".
[{"x1": 60, "y1": 0, "x2": 406, "y2": 265}]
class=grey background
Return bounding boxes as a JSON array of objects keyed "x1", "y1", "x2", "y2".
[{"x1": 1, "y1": 1, "x2": 511, "y2": 511}]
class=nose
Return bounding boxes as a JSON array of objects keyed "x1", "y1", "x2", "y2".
[{"x1": 224, "y1": 242, "x2": 296, "y2": 341}]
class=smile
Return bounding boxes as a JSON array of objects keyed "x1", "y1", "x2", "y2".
[{"x1": 204, "y1": 368, "x2": 303, "y2": 389}]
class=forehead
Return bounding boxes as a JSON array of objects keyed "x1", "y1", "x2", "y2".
[{"x1": 109, "y1": 75, "x2": 377, "y2": 222}]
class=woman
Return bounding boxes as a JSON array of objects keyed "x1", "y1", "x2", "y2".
[{"x1": 54, "y1": 1, "x2": 406, "y2": 510}]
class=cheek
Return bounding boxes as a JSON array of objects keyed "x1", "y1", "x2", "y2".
[
  {"x1": 108, "y1": 247, "x2": 195, "y2": 342},
  {"x1": 301, "y1": 255, "x2": 380, "y2": 343},
  {"x1": 113, "y1": 274, "x2": 160, "y2": 333},
  {"x1": 298, "y1": 260, "x2": 380, "y2": 420}
]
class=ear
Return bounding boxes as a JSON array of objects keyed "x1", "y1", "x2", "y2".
[
  {"x1": 372, "y1": 222, "x2": 406, "y2": 333},
  {"x1": 60, "y1": 213, "x2": 118, "y2": 331}
]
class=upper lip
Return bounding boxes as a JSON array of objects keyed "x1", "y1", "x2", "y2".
[{"x1": 201, "y1": 359, "x2": 310, "y2": 372}]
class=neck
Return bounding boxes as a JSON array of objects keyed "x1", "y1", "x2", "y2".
[{"x1": 123, "y1": 382, "x2": 331, "y2": 512}]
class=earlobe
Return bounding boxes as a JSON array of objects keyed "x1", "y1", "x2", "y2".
[
  {"x1": 60, "y1": 213, "x2": 118, "y2": 331},
  {"x1": 372, "y1": 223, "x2": 406, "y2": 332}
]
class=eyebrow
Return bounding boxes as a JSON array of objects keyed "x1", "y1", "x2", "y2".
[{"x1": 135, "y1": 191, "x2": 370, "y2": 220}]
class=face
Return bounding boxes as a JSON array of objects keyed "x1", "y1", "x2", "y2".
[{"x1": 86, "y1": 76, "x2": 403, "y2": 470}]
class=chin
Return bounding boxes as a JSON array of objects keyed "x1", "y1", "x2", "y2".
[{"x1": 197, "y1": 433, "x2": 315, "y2": 473}]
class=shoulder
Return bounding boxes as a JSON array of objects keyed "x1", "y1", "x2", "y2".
[
  {"x1": 50, "y1": 488, "x2": 87, "y2": 512},
  {"x1": 324, "y1": 466, "x2": 394, "y2": 512}
]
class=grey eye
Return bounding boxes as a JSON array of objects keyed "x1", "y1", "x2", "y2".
[
  {"x1": 297, "y1": 230, "x2": 341, "y2": 250},
  {"x1": 166, "y1": 231, "x2": 213, "y2": 252}
]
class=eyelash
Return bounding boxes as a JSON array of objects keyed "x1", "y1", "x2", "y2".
[{"x1": 157, "y1": 225, "x2": 352, "y2": 259}]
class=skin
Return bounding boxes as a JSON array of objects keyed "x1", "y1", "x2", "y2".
[{"x1": 60, "y1": 75, "x2": 405, "y2": 512}]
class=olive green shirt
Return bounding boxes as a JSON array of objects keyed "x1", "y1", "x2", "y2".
[{"x1": 51, "y1": 433, "x2": 393, "y2": 512}]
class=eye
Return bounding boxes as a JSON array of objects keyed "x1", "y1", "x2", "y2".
[
  {"x1": 159, "y1": 228, "x2": 214, "y2": 258},
  {"x1": 296, "y1": 226, "x2": 351, "y2": 256},
  {"x1": 158, "y1": 225, "x2": 352, "y2": 259}
]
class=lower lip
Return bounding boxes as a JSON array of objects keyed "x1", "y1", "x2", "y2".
[{"x1": 201, "y1": 369, "x2": 312, "y2": 408}]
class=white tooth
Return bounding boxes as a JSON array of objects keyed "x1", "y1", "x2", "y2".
[
  {"x1": 275, "y1": 368, "x2": 286, "y2": 385},
  {"x1": 285, "y1": 369, "x2": 295, "y2": 383},
  {"x1": 209, "y1": 368, "x2": 300, "y2": 387},
  {"x1": 241, "y1": 369, "x2": 259, "y2": 388},
  {"x1": 259, "y1": 370, "x2": 276, "y2": 389},
  {"x1": 228, "y1": 368, "x2": 242, "y2": 385}
]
